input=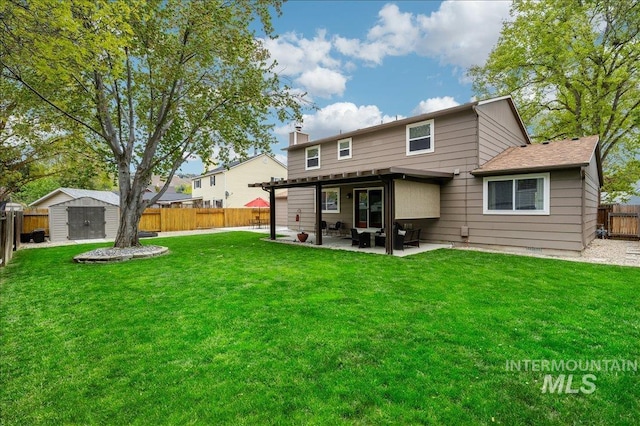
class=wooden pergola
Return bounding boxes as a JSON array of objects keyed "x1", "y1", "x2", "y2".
[{"x1": 249, "y1": 167, "x2": 453, "y2": 255}]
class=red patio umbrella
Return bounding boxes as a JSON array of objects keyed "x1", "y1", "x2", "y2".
[
  {"x1": 244, "y1": 197, "x2": 270, "y2": 208},
  {"x1": 244, "y1": 197, "x2": 270, "y2": 222}
]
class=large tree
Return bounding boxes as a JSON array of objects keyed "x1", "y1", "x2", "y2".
[
  {"x1": 1, "y1": 0, "x2": 301, "y2": 247},
  {"x1": 1, "y1": 78, "x2": 106, "y2": 204},
  {"x1": 469, "y1": 0, "x2": 640, "y2": 200}
]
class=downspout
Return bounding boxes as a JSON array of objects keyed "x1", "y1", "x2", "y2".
[
  {"x1": 581, "y1": 167, "x2": 587, "y2": 249},
  {"x1": 223, "y1": 171, "x2": 228, "y2": 208}
]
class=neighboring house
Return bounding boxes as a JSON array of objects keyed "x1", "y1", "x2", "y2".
[
  {"x1": 30, "y1": 188, "x2": 120, "y2": 242},
  {"x1": 192, "y1": 153, "x2": 286, "y2": 208},
  {"x1": 143, "y1": 187, "x2": 193, "y2": 208},
  {"x1": 149, "y1": 174, "x2": 192, "y2": 191},
  {"x1": 252, "y1": 96, "x2": 603, "y2": 255}
]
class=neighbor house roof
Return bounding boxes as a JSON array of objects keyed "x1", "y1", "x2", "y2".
[
  {"x1": 471, "y1": 135, "x2": 602, "y2": 185},
  {"x1": 143, "y1": 188, "x2": 191, "y2": 205},
  {"x1": 30, "y1": 187, "x2": 120, "y2": 207},
  {"x1": 195, "y1": 153, "x2": 286, "y2": 178}
]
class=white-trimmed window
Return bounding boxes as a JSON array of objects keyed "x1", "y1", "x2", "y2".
[
  {"x1": 406, "y1": 119, "x2": 434, "y2": 155},
  {"x1": 322, "y1": 188, "x2": 340, "y2": 213},
  {"x1": 193, "y1": 179, "x2": 201, "y2": 189},
  {"x1": 305, "y1": 145, "x2": 320, "y2": 170},
  {"x1": 337, "y1": 138, "x2": 352, "y2": 160},
  {"x1": 209, "y1": 175, "x2": 216, "y2": 186},
  {"x1": 483, "y1": 173, "x2": 550, "y2": 215}
]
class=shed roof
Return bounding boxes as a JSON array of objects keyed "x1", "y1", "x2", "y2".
[
  {"x1": 49, "y1": 196, "x2": 119, "y2": 208},
  {"x1": 471, "y1": 135, "x2": 602, "y2": 184},
  {"x1": 30, "y1": 187, "x2": 120, "y2": 207}
]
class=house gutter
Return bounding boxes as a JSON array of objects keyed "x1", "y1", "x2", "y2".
[
  {"x1": 470, "y1": 163, "x2": 590, "y2": 177},
  {"x1": 581, "y1": 167, "x2": 587, "y2": 249}
]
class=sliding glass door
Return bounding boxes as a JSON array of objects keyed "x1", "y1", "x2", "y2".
[{"x1": 354, "y1": 188, "x2": 383, "y2": 229}]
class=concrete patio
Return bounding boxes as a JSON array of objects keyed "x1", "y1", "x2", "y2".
[{"x1": 269, "y1": 229, "x2": 451, "y2": 257}]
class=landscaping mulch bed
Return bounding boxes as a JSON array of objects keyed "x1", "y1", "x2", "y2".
[{"x1": 73, "y1": 245, "x2": 168, "y2": 263}]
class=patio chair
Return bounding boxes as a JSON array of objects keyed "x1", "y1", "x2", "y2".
[
  {"x1": 350, "y1": 228, "x2": 371, "y2": 248},
  {"x1": 328, "y1": 221, "x2": 342, "y2": 236},
  {"x1": 320, "y1": 220, "x2": 328, "y2": 235}
]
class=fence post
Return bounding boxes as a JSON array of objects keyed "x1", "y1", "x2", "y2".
[
  {"x1": 0, "y1": 214, "x2": 5, "y2": 267},
  {"x1": 0, "y1": 211, "x2": 16, "y2": 268}
]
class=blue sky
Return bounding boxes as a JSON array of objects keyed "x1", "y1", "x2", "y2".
[{"x1": 180, "y1": 0, "x2": 513, "y2": 174}]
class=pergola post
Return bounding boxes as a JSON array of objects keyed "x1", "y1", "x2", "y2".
[
  {"x1": 315, "y1": 183, "x2": 322, "y2": 245},
  {"x1": 268, "y1": 188, "x2": 276, "y2": 240},
  {"x1": 383, "y1": 178, "x2": 394, "y2": 255}
]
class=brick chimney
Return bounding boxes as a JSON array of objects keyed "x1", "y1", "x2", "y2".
[{"x1": 289, "y1": 124, "x2": 309, "y2": 146}]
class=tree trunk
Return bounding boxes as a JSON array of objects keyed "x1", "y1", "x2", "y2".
[
  {"x1": 114, "y1": 200, "x2": 143, "y2": 248},
  {"x1": 113, "y1": 161, "x2": 149, "y2": 248}
]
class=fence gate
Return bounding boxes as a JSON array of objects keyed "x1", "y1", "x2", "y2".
[{"x1": 68, "y1": 207, "x2": 106, "y2": 240}]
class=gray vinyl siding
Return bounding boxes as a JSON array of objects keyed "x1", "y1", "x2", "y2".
[
  {"x1": 286, "y1": 98, "x2": 591, "y2": 252},
  {"x1": 49, "y1": 204, "x2": 69, "y2": 242},
  {"x1": 476, "y1": 100, "x2": 529, "y2": 164},
  {"x1": 32, "y1": 193, "x2": 73, "y2": 209},
  {"x1": 288, "y1": 187, "x2": 355, "y2": 233},
  {"x1": 287, "y1": 109, "x2": 479, "y2": 233},
  {"x1": 275, "y1": 196, "x2": 288, "y2": 227},
  {"x1": 287, "y1": 187, "x2": 315, "y2": 233},
  {"x1": 582, "y1": 156, "x2": 600, "y2": 246},
  {"x1": 49, "y1": 197, "x2": 119, "y2": 242},
  {"x1": 288, "y1": 109, "x2": 478, "y2": 178},
  {"x1": 422, "y1": 169, "x2": 585, "y2": 252}
]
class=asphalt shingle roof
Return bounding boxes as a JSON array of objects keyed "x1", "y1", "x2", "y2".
[{"x1": 472, "y1": 135, "x2": 600, "y2": 175}]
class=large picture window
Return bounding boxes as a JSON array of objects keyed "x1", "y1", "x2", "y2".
[
  {"x1": 483, "y1": 173, "x2": 550, "y2": 215},
  {"x1": 321, "y1": 188, "x2": 340, "y2": 213},
  {"x1": 406, "y1": 119, "x2": 434, "y2": 155},
  {"x1": 305, "y1": 145, "x2": 320, "y2": 170}
]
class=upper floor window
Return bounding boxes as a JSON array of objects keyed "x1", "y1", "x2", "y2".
[
  {"x1": 209, "y1": 175, "x2": 216, "y2": 186},
  {"x1": 337, "y1": 138, "x2": 352, "y2": 160},
  {"x1": 483, "y1": 173, "x2": 550, "y2": 215},
  {"x1": 306, "y1": 145, "x2": 320, "y2": 170},
  {"x1": 193, "y1": 179, "x2": 201, "y2": 189},
  {"x1": 406, "y1": 119, "x2": 434, "y2": 155}
]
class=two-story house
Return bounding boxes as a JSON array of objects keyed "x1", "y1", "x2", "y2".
[
  {"x1": 252, "y1": 96, "x2": 602, "y2": 255},
  {"x1": 192, "y1": 153, "x2": 286, "y2": 208}
]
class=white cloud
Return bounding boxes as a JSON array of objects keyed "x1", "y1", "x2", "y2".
[
  {"x1": 295, "y1": 67, "x2": 347, "y2": 98},
  {"x1": 416, "y1": 1, "x2": 511, "y2": 68},
  {"x1": 275, "y1": 102, "x2": 401, "y2": 141},
  {"x1": 335, "y1": 4, "x2": 419, "y2": 65},
  {"x1": 412, "y1": 96, "x2": 460, "y2": 115},
  {"x1": 334, "y1": 1, "x2": 511, "y2": 69},
  {"x1": 261, "y1": 30, "x2": 347, "y2": 98}
]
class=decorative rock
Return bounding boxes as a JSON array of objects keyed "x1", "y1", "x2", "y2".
[{"x1": 73, "y1": 245, "x2": 169, "y2": 263}]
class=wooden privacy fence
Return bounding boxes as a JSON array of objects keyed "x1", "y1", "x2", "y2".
[
  {"x1": 598, "y1": 204, "x2": 640, "y2": 239},
  {"x1": 22, "y1": 208, "x2": 49, "y2": 234},
  {"x1": 135, "y1": 208, "x2": 271, "y2": 233},
  {"x1": 23, "y1": 207, "x2": 271, "y2": 234},
  {"x1": 1, "y1": 211, "x2": 23, "y2": 268}
]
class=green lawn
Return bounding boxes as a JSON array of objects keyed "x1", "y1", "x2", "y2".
[{"x1": 1, "y1": 232, "x2": 639, "y2": 425}]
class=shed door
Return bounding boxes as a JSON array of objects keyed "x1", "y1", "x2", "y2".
[{"x1": 68, "y1": 207, "x2": 106, "y2": 240}]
